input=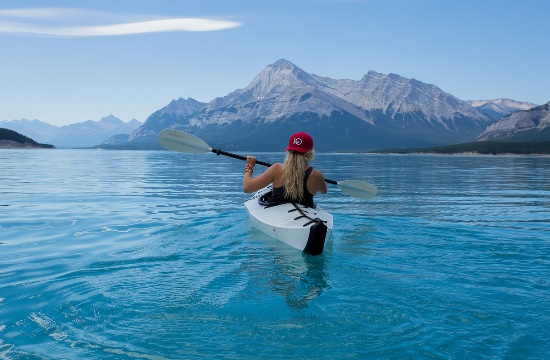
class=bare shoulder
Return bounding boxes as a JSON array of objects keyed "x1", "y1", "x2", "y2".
[
  {"x1": 311, "y1": 168, "x2": 325, "y2": 180},
  {"x1": 267, "y1": 163, "x2": 284, "y2": 175},
  {"x1": 311, "y1": 168, "x2": 327, "y2": 193}
]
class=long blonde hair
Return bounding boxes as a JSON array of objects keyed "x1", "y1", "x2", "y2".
[{"x1": 283, "y1": 149, "x2": 315, "y2": 202}]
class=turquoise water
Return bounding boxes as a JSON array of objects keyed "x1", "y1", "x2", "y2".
[{"x1": 1, "y1": 150, "x2": 549, "y2": 359}]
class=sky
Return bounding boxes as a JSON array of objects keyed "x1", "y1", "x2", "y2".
[{"x1": 0, "y1": 0, "x2": 548, "y2": 126}]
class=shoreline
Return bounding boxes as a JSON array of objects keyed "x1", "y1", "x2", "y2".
[
  {"x1": 0, "y1": 140, "x2": 55, "y2": 149},
  {"x1": 364, "y1": 151, "x2": 550, "y2": 157}
]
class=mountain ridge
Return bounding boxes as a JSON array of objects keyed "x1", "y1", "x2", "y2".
[
  {"x1": 1, "y1": 115, "x2": 142, "y2": 148},
  {"x1": 4, "y1": 59, "x2": 543, "y2": 151},
  {"x1": 468, "y1": 98, "x2": 538, "y2": 121},
  {"x1": 477, "y1": 102, "x2": 550, "y2": 141},
  {"x1": 126, "y1": 59, "x2": 500, "y2": 151}
]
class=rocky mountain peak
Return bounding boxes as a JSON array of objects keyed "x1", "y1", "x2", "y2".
[
  {"x1": 143, "y1": 97, "x2": 206, "y2": 122},
  {"x1": 468, "y1": 98, "x2": 539, "y2": 121},
  {"x1": 469, "y1": 98, "x2": 537, "y2": 110},
  {"x1": 99, "y1": 114, "x2": 124, "y2": 125},
  {"x1": 162, "y1": 98, "x2": 204, "y2": 115},
  {"x1": 270, "y1": 59, "x2": 300, "y2": 70},
  {"x1": 124, "y1": 59, "x2": 531, "y2": 150},
  {"x1": 477, "y1": 101, "x2": 550, "y2": 141},
  {"x1": 244, "y1": 59, "x2": 318, "y2": 98}
]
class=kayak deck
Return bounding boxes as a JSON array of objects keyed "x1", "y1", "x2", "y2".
[{"x1": 244, "y1": 185, "x2": 333, "y2": 253}]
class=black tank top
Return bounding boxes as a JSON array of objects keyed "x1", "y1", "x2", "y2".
[{"x1": 271, "y1": 167, "x2": 315, "y2": 207}]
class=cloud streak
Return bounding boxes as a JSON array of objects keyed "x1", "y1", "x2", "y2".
[
  {"x1": 0, "y1": 8, "x2": 85, "y2": 19},
  {"x1": 0, "y1": 8, "x2": 242, "y2": 36}
]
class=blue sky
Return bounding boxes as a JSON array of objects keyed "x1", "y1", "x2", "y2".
[{"x1": 1, "y1": 0, "x2": 548, "y2": 126}]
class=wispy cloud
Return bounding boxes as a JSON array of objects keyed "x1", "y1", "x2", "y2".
[
  {"x1": 0, "y1": 8, "x2": 242, "y2": 36},
  {"x1": 0, "y1": 8, "x2": 86, "y2": 19}
]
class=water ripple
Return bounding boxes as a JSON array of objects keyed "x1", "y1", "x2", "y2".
[{"x1": 1, "y1": 151, "x2": 549, "y2": 359}]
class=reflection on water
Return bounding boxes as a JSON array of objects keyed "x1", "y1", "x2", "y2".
[
  {"x1": 252, "y1": 230, "x2": 331, "y2": 309},
  {"x1": 286, "y1": 255, "x2": 329, "y2": 309}
]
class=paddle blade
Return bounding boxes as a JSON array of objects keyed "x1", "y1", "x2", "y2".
[
  {"x1": 337, "y1": 180, "x2": 378, "y2": 199},
  {"x1": 159, "y1": 129, "x2": 212, "y2": 154}
]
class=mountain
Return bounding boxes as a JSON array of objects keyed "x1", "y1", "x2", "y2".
[
  {"x1": 126, "y1": 59, "x2": 495, "y2": 151},
  {"x1": 0, "y1": 128, "x2": 55, "y2": 149},
  {"x1": 468, "y1": 98, "x2": 538, "y2": 120},
  {"x1": 0, "y1": 119, "x2": 59, "y2": 143},
  {"x1": 127, "y1": 98, "x2": 206, "y2": 147},
  {"x1": 0, "y1": 115, "x2": 142, "y2": 148},
  {"x1": 100, "y1": 134, "x2": 130, "y2": 146},
  {"x1": 477, "y1": 101, "x2": 550, "y2": 141},
  {"x1": 51, "y1": 115, "x2": 142, "y2": 148}
]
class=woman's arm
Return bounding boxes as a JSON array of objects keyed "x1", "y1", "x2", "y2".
[
  {"x1": 243, "y1": 157, "x2": 281, "y2": 193},
  {"x1": 310, "y1": 169, "x2": 328, "y2": 195}
]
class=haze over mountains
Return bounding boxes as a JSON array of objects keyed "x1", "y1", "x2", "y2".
[
  {"x1": 0, "y1": 115, "x2": 142, "y2": 148},
  {"x1": 2, "y1": 59, "x2": 545, "y2": 151}
]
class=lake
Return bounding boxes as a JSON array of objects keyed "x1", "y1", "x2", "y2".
[{"x1": 1, "y1": 149, "x2": 549, "y2": 359}]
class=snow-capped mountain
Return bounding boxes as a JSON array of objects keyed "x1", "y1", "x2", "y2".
[
  {"x1": 477, "y1": 101, "x2": 550, "y2": 141},
  {"x1": 468, "y1": 98, "x2": 538, "y2": 120},
  {"x1": 127, "y1": 59, "x2": 496, "y2": 151}
]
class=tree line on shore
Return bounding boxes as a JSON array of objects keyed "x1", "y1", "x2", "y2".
[
  {"x1": 0, "y1": 128, "x2": 55, "y2": 148},
  {"x1": 369, "y1": 141, "x2": 550, "y2": 155}
]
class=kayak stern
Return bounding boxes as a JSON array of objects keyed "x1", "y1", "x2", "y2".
[{"x1": 244, "y1": 185, "x2": 333, "y2": 254}]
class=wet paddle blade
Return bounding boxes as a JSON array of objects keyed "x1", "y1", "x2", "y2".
[
  {"x1": 337, "y1": 180, "x2": 378, "y2": 199},
  {"x1": 159, "y1": 129, "x2": 212, "y2": 154}
]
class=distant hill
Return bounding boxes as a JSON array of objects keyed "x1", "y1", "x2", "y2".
[
  {"x1": 124, "y1": 59, "x2": 495, "y2": 151},
  {"x1": 0, "y1": 115, "x2": 142, "y2": 148},
  {"x1": 478, "y1": 102, "x2": 550, "y2": 141},
  {"x1": 0, "y1": 128, "x2": 55, "y2": 149},
  {"x1": 99, "y1": 134, "x2": 130, "y2": 146},
  {"x1": 468, "y1": 98, "x2": 538, "y2": 121}
]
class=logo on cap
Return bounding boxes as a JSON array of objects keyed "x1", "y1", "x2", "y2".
[{"x1": 285, "y1": 131, "x2": 313, "y2": 153}]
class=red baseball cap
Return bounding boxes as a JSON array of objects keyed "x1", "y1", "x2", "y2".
[{"x1": 285, "y1": 132, "x2": 313, "y2": 154}]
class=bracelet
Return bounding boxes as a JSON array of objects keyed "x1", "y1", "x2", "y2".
[{"x1": 244, "y1": 169, "x2": 253, "y2": 174}]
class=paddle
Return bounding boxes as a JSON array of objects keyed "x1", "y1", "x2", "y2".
[{"x1": 159, "y1": 128, "x2": 378, "y2": 199}]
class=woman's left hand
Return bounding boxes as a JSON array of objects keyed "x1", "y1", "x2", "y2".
[{"x1": 245, "y1": 156, "x2": 257, "y2": 167}]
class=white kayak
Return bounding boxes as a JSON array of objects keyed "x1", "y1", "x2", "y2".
[{"x1": 244, "y1": 185, "x2": 333, "y2": 255}]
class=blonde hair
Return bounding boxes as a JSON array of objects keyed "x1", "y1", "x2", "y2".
[{"x1": 283, "y1": 149, "x2": 315, "y2": 202}]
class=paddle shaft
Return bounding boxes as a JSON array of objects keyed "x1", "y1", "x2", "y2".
[
  {"x1": 212, "y1": 148, "x2": 271, "y2": 167},
  {"x1": 211, "y1": 148, "x2": 338, "y2": 185},
  {"x1": 159, "y1": 129, "x2": 375, "y2": 198}
]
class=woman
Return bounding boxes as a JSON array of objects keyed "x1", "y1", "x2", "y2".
[{"x1": 243, "y1": 132, "x2": 327, "y2": 207}]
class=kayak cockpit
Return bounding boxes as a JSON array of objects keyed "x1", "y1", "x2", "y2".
[{"x1": 244, "y1": 185, "x2": 333, "y2": 255}]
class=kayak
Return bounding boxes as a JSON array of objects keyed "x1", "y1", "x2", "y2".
[
  {"x1": 157, "y1": 128, "x2": 376, "y2": 253},
  {"x1": 244, "y1": 185, "x2": 333, "y2": 255}
]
